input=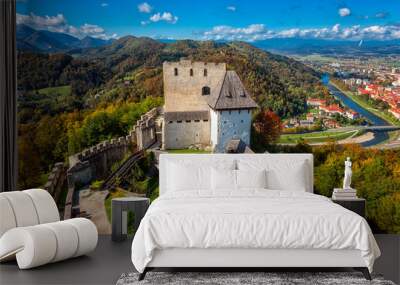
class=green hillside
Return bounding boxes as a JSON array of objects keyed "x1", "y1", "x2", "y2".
[
  {"x1": 38, "y1": 85, "x2": 71, "y2": 96},
  {"x1": 16, "y1": 37, "x2": 328, "y2": 188},
  {"x1": 18, "y1": 37, "x2": 329, "y2": 121}
]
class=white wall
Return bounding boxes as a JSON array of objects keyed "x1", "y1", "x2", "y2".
[
  {"x1": 215, "y1": 109, "x2": 252, "y2": 152},
  {"x1": 164, "y1": 120, "x2": 210, "y2": 149},
  {"x1": 210, "y1": 108, "x2": 219, "y2": 148}
]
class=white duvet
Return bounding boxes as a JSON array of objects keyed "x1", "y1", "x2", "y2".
[{"x1": 131, "y1": 190, "x2": 380, "y2": 273}]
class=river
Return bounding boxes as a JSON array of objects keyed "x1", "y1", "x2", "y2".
[{"x1": 322, "y1": 75, "x2": 390, "y2": 146}]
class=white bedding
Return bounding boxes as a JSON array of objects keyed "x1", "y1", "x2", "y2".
[{"x1": 131, "y1": 190, "x2": 380, "y2": 273}]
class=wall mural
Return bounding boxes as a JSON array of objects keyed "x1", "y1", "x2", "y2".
[{"x1": 16, "y1": 0, "x2": 400, "y2": 234}]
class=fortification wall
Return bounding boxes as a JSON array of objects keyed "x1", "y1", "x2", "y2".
[
  {"x1": 163, "y1": 59, "x2": 226, "y2": 112},
  {"x1": 64, "y1": 107, "x2": 160, "y2": 218},
  {"x1": 135, "y1": 107, "x2": 158, "y2": 150},
  {"x1": 68, "y1": 136, "x2": 133, "y2": 186},
  {"x1": 43, "y1": 162, "x2": 67, "y2": 203},
  {"x1": 68, "y1": 107, "x2": 160, "y2": 184}
]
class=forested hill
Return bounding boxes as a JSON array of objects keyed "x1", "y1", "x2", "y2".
[
  {"x1": 18, "y1": 36, "x2": 328, "y2": 120},
  {"x1": 17, "y1": 37, "x2": 329, "y2": 188}
]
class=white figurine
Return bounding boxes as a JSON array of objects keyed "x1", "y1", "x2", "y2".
[{"x1": 343, "y1": 157, "x2": 352, "y2": 190}]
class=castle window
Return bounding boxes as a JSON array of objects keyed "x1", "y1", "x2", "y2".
[
  {"x1": 202, "y1": 86, "x2": 210, "y2": 96},
  {"x1": 204, "y1": 69, "x2": 207, "y2": 76},
  {"x1": 177, "y1": 120, "x2": 182, "y2": 123},
  {"x1": 174, "y1": 68, "x2": 178, "y2": 76},
  {"x1": 190, "y1": 69, "x2": 193, "y2": 76},
  {"x1": 186, "y1": 120, "x2": 191, "y2": 123},
  {"x1": 194, "y1": 120, "x2": 200, "y2": 122},
  {"x1": 203, "y1": 119, "x2": 208, "y2": 122},
  {"x1": 169, "y1": 121, "x2": 173, "y2": 124}
]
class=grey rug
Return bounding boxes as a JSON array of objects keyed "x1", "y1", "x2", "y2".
[{"x1": 117, "y1": 272, "x2": 396, "y2": 285}]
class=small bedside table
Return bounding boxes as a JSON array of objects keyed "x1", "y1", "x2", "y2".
[
  {"x1": 332, "y1": 198, "x2": 366, "y2": 218},
  {"x1": 111, "y1": 197, "x2": 150, "y2": 242}
]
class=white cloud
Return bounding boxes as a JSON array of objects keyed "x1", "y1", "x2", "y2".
[
  {"x1": 227, "y1": 6, "x2": 236, "y2": 12},
  {"x1": 141, "y1": 20, "x2": 150, "y2": 26},
  {"x1": 101, "y1": 3, "x2": 108, "y2": 7},
  {"x1": 138, "y1": 2, "x2": 152, "y2": 13},
  {"x1": 16, "y1": 13, "x2": 66, "y2": 29},
  {"x1": 374, "y1": 12, "x2": 389, "y2": 19},
  {"x1": 204, "y1": 24, "x2": 272, "y2": 41},
  {"x1": 332, "y1": 24, "x2": 340, "y2": 33},
  {"x1": 16, "y1": 12, "x2": 117, "y2": 40},
  {"x1": 149, "y1": 12, "x2": 178, "y2": 24},
  {"x1": 339, "y1": 8, "x2": 351, "y2": 17},
  {"x1": 202, "y1": 23, "x2": 400, "y2": 41},
  {"x1": 80, "y1": 23, "x2": 104, "y2": 35}
]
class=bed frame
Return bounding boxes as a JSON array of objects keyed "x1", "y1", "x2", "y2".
[
  {"x1": 138, "y1": 154, "x2": 372, "y2": 281},
  {"x1": 139, "y1": 249, "x2": 371, "y2": 280}
]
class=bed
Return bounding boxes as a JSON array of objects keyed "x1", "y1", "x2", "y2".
[{"x1": 131, "y1": 154, "x2": 380, "y2": 280}]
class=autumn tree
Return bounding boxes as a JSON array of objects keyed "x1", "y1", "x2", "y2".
[{"x1": 251, "y1": 109, "x2": 282, "y2": 152}]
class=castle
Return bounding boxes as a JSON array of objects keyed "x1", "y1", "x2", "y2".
[{"x1": 162, "y1": 59, "x2": 258, "y2": 152}]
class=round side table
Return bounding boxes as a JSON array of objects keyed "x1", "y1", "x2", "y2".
[{"x1": 111, "y1": 197, "x2": 150, "y2": 242}]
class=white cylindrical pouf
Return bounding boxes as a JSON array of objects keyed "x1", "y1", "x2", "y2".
[
  {"x1": 24, "y1": 189, "x2": 60, "y2": 224},
  {"x1": 64, "y1": 218, "x2": 98, "y2": 257},
  {"x1": 0, "y1": 226, "x2": 58, "y2": 269},
  {"x1": 0, "y1": 196, "x2": 17, "y2": 237},
  {"x1": 1, "y1": 192, "x2": 39, "y2": 227},
  {"x1": 42, "y1": 221, "x2": 79, "y2": 262}
]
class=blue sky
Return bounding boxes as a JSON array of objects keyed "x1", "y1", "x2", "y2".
[{"x1": 16, "y1": 0, "x2": 400, "y2": 41}]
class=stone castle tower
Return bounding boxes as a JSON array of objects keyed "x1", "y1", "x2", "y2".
[{"x1": 162, "y1": 59, "x2": 258, "y2": 152}]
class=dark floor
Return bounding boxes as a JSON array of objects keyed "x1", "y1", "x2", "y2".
[
  {"x1": 0, "y1": 235, "x2": 399, "y2": 285},
  {"x1": 0, "y1": 236, "x2": 134, "y2": 285}
]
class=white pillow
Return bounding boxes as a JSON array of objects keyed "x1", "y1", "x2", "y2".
[
  {"x1": 168, "y1": 162, "x2": 211, "y2": 191},
  {"x1": 211, "y1": 168, "x2": 236, "y2": 190},
  {"x1": 266, "y1": 161, "x2": 307, "y2": 191},
  {"x1": 167, "y1": 159, "x2": 236, "y2": 192},
  {"x1": 236, "y1": 169, "x2": 267, "y2": 189},
  {"x1": 238, "y1": 159, "x2": 308, "y2": 192}
]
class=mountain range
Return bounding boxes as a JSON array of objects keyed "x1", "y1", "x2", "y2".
[
  {"x1": 18, "y1": 34, "x2": 326, "y2": 119},
  {"x1": 16, "y1": 24, "x2": 113, "y2": 52},
  {"x1": 17, "y1": 24, "x2": 400, "y2": 56},
  {"x1": 252, "y1": 38, "x2": 400, "y2": 56}
]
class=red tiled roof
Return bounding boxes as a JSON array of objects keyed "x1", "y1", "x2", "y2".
[
  {"x1": 307, "y1": 98, "x2": 326, "y2": 104},
  {"x1": 320, "y1": 104, "x2": 344, "y2": 113},
  {"x1": 390, "y1": 108, "x2": 400, "y2": 115}
]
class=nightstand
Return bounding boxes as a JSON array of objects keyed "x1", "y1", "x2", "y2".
[
  {"x1": 332, "y1": 198, "x2": 366, "y2": 218},
  {"x1": 111, "y1": 197, "x2": 150, "y2": 242}
]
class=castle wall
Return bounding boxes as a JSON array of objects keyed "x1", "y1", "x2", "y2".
[
  {"x1": 135, "y1": 107, "x2": 158, "y2": 150},
  {"x1": 164, "y1": 119, "x2": 210, "y2": 149},
  {"x1": 68, "y1": 138, "x2": 132, "y2": 187},
  {"x1": 163, "y1": 60, "x2": 226, "y2": 112},
  {"x1": 43, "y1": 162, "x2": 67, "y2": 203},
  {"x1": 214, "y1": 109, "x2": 252, "y2": 153},
  {"x1": 64, "y1": 108, "x2": 160, "y2": 218},
  {"x1": 67, "y1": 107, "x2": 160, "y2": 187}
]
